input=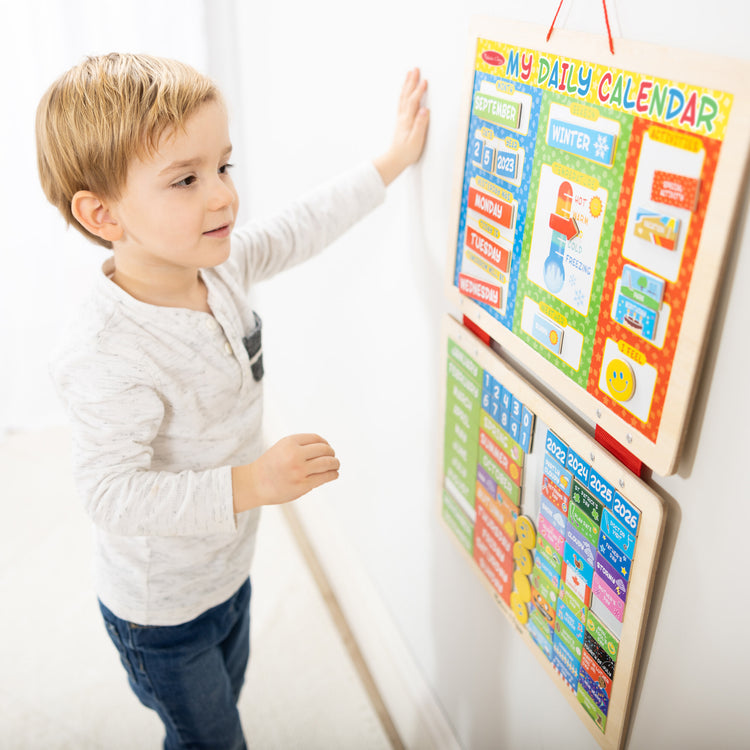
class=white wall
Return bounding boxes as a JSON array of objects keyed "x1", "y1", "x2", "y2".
[
  {"x1": 238, "y1": 2, "x2": 750, "y2": 748},
  {"x1": 0, "y1": 0, "x2": 217, "y2": 433}
]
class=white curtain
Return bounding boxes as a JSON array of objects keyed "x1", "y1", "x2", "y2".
[{"x1": 0, "y1": 0, "x2": 243, "y2": 434}]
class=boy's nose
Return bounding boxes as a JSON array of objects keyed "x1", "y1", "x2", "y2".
[{"x1": 207, "y1": 177, "x2": 236, "y2": 211}]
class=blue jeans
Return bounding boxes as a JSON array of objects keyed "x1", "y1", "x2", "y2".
[{"x1": 100, "y1": 579, "x2": 251, "y2": 750}]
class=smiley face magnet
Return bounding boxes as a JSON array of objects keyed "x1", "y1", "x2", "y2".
[{"x1": 605, "y1": 358, "x2": 635, "y2": 403}]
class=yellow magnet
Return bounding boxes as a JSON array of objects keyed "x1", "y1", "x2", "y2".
[
  {"x1": 510, "y1": 591, "x2": 529, "y2": 624},
  {"x1": 513, "y1": 570, "x2": 531, "y2": 602},
  {"x1": 513, "y1": 541, "x2": 533, "y2": 575},
  {"x1": 515, "y1": 516, "x2": 536, "y2": 550}
]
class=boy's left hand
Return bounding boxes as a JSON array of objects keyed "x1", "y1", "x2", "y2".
[{"x1": 374, "y1": 68, "x2": 430, "y2": 186}]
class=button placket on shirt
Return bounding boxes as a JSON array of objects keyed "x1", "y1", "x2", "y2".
[
  {"x1": 203, "y1": 279, "x2": 253, "y2": 389},
  {"x1": 201, "y1": 309, "x2": 234, "y2": 357}
]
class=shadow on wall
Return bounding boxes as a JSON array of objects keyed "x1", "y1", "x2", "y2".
[{"x1": 675, "y1": 157, "x2": 750, "y2": 480}]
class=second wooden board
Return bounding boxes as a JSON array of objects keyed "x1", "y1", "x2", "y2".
[{"x1": 440, "y1": 314, "x2": 665, "y2": 750}]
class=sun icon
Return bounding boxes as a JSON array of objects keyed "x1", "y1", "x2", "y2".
[{"x1": 590, "y1": 196, "x2": 603, "y2": 218}]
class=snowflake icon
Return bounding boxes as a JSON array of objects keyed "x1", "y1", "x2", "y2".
[{"x1": 594, "y1": 134, "x2": 609, "y2": 160}]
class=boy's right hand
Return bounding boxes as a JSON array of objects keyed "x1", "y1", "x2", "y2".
[
  {"x1": 373, "y1": 68, "x2": 430, "y2": 186},
  {"x1": 232, "y1": 434, "x2": 340, "y2": 513}
]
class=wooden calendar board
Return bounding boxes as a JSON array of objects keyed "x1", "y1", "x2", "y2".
[
  {"x1": 440, "y1": 314, "x2": 664, "y2": 750},
  {"x1": 446, "y1": 17, "x2": 750, "y2": 475}
]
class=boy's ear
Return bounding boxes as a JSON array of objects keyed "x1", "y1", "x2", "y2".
[{"x1": 71, "y1": 191, "x2": 123, "y2": 243}]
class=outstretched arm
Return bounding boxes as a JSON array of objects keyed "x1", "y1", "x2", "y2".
[{"x1": 373, "y1": 68, "x2": 430, "y2": 186}]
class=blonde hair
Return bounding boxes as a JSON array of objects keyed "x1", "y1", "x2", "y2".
[{"x1": 36, "y1": 53, "x2": 222, "y2": 248}]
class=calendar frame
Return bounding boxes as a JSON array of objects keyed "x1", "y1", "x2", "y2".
[{"x1": 446, "y1": 17, "x2": 750, "y2": 475}]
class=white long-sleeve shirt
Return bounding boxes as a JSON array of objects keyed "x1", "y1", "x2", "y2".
[{"x1": 51, "y1": 163, "x2": 385, "y2": 625}]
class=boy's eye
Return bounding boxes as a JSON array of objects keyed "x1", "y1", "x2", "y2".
[
  {"x1": 171, "y1": 164, "x2": 233, "y2": 188},
  {"x1": 173, "y1": 175, "x2": 197, "y2": 188}
]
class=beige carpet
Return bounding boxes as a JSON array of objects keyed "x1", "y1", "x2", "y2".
[{"x1": 0, "y1": 427, "x2": 395, "y2": 749}]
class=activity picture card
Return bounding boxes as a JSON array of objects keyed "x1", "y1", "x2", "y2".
[
  {"x1": 446, "y1": 18, "x2": 750, "y2": 475},
  {"x1": 440, "y1": 315, "x2": 665, "y2": 750}
]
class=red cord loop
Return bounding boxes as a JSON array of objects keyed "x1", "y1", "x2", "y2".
[
  {"x1": 601, "y1": 0, "x2": 614, "y2": 54},
  {"x1": 545, "y1": 0, "x2": 565, "y2": 43},
  {"x1": 546, "y1": 0, "x2": 615, "y2": 54}
]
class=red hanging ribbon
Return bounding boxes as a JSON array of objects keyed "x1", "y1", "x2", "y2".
[
  {"x1": 546, "y1": 0, "x2": 615, "y2": 54},
  {"x1": 601, "y1": 0, "x2": 614, "y2": 54},
  {"x1": 545, "y1": 0, "x2": 565, "y2": 43}
]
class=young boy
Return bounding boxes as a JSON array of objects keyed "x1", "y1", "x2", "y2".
[{"x1": 37, "y1": 53, "x2": 428, "y2": 749}]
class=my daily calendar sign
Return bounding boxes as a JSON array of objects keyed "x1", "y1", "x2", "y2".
[{"x1": 447, "y1": 18, "x2": 750, "y2": 478}]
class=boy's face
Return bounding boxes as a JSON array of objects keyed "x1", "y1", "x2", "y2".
[{"x1": 108, "y1": 99, "x2": 239, "y2": 272}]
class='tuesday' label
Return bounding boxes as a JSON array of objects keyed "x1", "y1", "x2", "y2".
[{"x1": 465, "y1": 226, "x2": 511, "y2": 273}]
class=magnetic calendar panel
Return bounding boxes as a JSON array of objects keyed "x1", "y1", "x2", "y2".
[
  {"x1": 440, "y1": 314, "x2": 665, "y2": 750},
  {"x1": 446, "y1": 18, "x2": 750, "y2": 474}
]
